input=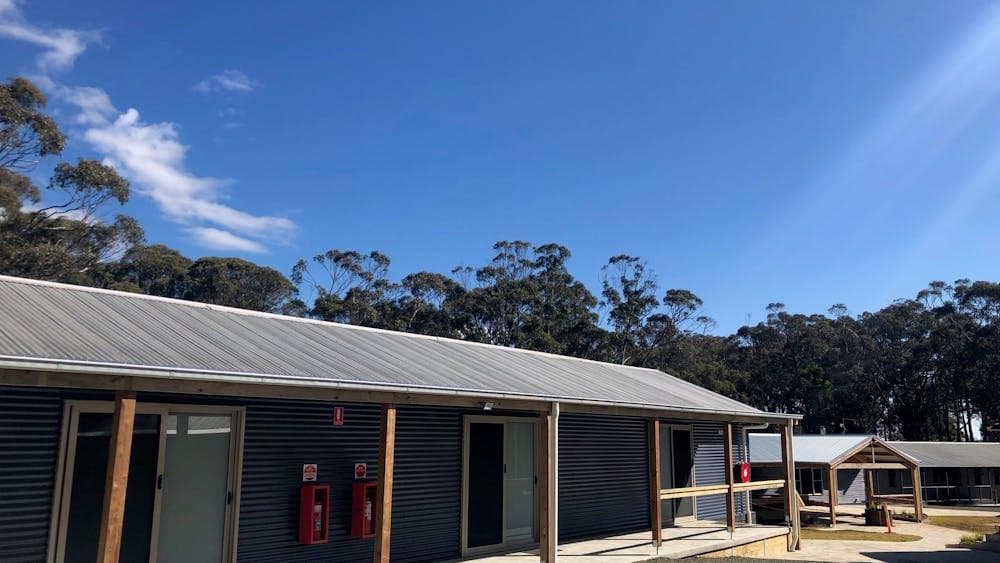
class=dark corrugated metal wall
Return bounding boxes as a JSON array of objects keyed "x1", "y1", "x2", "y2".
[
  {"x1": 692, "y1": 421, "x2": 726, "y2": 520},
  {"x1": 1, "y1": 382, "x2": 765, "y2": 562},
  {"x1": 389, "y1": 406, "x2": 463, "y2": 562},
  {"x1": 558, "y1": 413, "x2": 650, "y2": 541},
  {"x1": 237, "y1": 401, "x2": 469, "y2": 563},
  {"x1": 689, "y1": 422, "x2": 759, "y2": 519},
  {"x1": 0, "y1": 387, "x2": 63, "y2": 563},
  {"x1": 236, "y1": 399, "x2": 382, "y2": 562}
]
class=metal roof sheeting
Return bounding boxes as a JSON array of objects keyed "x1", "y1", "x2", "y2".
[
  {"x1": 0, "y1": 276, "x2": 774, "y2": 418},
  {"x1": 889, "y1": 441, "x2": 1000, "y2": 468},
  {"x1": 749, "y1": 434, "x2": 870, "y2": 464}
]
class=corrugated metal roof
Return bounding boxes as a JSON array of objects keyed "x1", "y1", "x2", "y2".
[
  {"x1": 889, "y1": 441, "x2": 1000, "y2": 468},
  {"x1": 0, "y1": 275, "x2": 782, "y2": 418},
  {"x1": 749, "y1": 434, "x2": 871, "y2": 464}
]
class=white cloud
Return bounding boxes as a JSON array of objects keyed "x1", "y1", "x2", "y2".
[
  {"x1": 187, "y1": 227, "x2": 267, "y2": 253},
  {"x1": 0, "y1": 3, "x2": 293, "y2": 253},
  {"x1": 21, "y1": 200, "x2": 99, "y2": 223},
  {"x1": 193, "y1": 69, "x2": 259, "y2": 93},
  {"x1": 0, "y1": 0, "x2": 97, "y2": 71},
  {"x1": 54, "y1": 83, "x2": 116, "y2": 125},
  {"x1": 80, "y1": 107, "x2": 296, "y2": 242}
]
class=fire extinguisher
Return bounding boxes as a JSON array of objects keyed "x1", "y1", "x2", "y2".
[
  {"x1": 300, "y1": 485, "x2": 329, "y2": 545},
  {"x1": 364, "y1": 496, "x2": 373, "y2": 532},
  {"x1": 313, "y1": 502, "x2": 323, "y2": 541}
]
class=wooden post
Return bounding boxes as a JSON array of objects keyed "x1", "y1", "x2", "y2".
[
  {"x1": 96, "y1": 391, "x2": 136, "y2": 563},
  {"x1": 723, "y1": 422, "x2": 736, "y2": 533},
  {"x1": 373, "y1": 404, "x2": 396, "y2": 563},
  {"x1": 910, "y1": 466, "x2": 923, "y2": 521},
  {"x1": 649, "y1": 419, "x2": 662, "y2": 546},
  {"x1": 865, "y1": 469, "x2": 875, "y2": 504},
  {"x1": 540, "y1": 409, "x2": 555, "y2": 563},
  {"x1": 827, "y1": 467, "x2": 838, "y2": 528},
  {"x1": 779, "y1": 421, "x2": 798, "y2": 551}
]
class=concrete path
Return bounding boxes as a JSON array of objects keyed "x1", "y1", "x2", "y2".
[
  {"x1": 768, "y1": 505, "x2": 1000, "y2": 563},
  {"x1": 463, "y1": 523, "x2": 787, "y2": 563}
]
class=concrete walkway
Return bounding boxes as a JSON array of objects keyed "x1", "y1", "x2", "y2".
[
  {"x1": 767, "y1": 505, "x2": 1000, "y2": 563},
  {"x1": 463, "y1": 523, "x2": 788, "y2": 563}
]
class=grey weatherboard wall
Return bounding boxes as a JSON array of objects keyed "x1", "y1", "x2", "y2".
[{"x1": 837, "y1": 469, "x2": 866, "y2": 504}]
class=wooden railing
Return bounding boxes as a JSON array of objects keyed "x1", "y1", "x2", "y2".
[{"x1": 660, "y1": 479, "x2": 786, "y2": 500}]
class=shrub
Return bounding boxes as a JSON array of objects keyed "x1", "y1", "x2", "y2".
[{"x1": 959, "y1": 533, "x2": 984, "y2": 544}]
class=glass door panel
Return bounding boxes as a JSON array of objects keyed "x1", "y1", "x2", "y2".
[
  {"x1": 156, "y1": 413, "x2": 233, "y2": 563},
  {"x1": 659, "y1": 430, "x2": 673, "y2": 524},
  {"x1": 63, "y1": 413, "x2": 161, "y2": 563},
  {"x1": 503, "y1": 422, "x2": 535, "y2": 541},
  {"x1": 671, "y1": 428, "x2": 694, "y2": 519},
  {"x1": 467, "y1": 422, "x2": 504, "y2": 548}
]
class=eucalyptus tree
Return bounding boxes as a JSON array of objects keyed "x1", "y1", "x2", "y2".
[
  {"x1": 183, "y1": 257, "x2": 297, "y2": 313},
  {"x1": 0, "y1": 77, "x2": 143, "y2": 283},
  {"x1": 292, "y1": 249, "x2": 402, "y2": 328},
  {"x1": 600, "y1": 255, "x2": 659, "y2": 364}
]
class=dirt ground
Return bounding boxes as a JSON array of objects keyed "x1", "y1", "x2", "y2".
[{"x1": 765, "y1": 504, "x2": 1000, "y2": 562}]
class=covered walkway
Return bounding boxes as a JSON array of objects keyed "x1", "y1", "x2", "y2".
[
  {"x1": 751, "y1": 434, "x2": 923, "y2": 528},
  {"x1": 463, "y1": 522, "x2": 790, "y2": 562}
]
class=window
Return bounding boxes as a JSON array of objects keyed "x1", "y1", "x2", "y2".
[
  {"x1": 796, "y1": 468, "x2": 824, "y2": 495},
  {"x1": 887, "y1": 470, "x2": 897, "y2": 488}
]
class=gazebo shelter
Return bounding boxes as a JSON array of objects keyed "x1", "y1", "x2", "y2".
[{"x1": 749, "y1": 434, "x2": 922, "y2": 527}]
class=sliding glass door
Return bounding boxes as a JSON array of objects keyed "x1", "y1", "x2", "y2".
[
  {"x1": 62, "y1": 412, "x2": 162, "y2": 563},
  {"x1": 462, "y1": 417, "x2": 538, "y2": 555},
  {"x1": 157, "y1": 413, "x2": 236, "y2": 563},
  {"x1": 50, "y1": 402, "x2": 242, "y2": 563},
  {"x1": 659, "y1": 425, "x2": 696, "y2": 524}
]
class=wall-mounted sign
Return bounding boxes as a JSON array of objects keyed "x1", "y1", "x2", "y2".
[
  {"x1": 354, "y1": 463, "x2": 367, "y2": 479},
  {"x1": 303, "y1": 463, "x2": 318, "y2": 482},
  {"x1": 333, "y1": 406, "x2": 345, "y2": 426}
]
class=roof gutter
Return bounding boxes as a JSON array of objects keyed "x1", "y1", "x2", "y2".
[{"x1": 0, "y1": 356, "x2": 802, "y2": 423}]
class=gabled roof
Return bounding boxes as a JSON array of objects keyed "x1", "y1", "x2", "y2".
[
  {"x1": 889, "y1": 441, "x2": 1000, "y2": 468},
  {"x1": 750, "y1": 434, "x2": 870, "y2": 465},
  {"x1": 750, "y1": 434, "x2": 917, "y2": 467},
  {"x1": 0, "y1": 275, "x2": 788, "y2": 420}
]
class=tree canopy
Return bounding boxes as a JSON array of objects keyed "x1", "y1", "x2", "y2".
[{"x1": 2, "y1": 76, "x2": 997, "y2": 441}]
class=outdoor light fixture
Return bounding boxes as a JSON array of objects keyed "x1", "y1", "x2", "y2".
[{"x1": 480, "y1": 401, "x2": 495, "y2": 411}]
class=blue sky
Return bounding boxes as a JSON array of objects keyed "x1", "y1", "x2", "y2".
[{"x1": 3, "y1": 0, "x2": 1000, "y2": 332}]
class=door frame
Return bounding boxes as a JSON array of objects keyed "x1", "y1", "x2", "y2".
[
  {"x1": 660, "y1": 423, "x2": 698, "y2": 523},
  {"x1": 46, "y1": 400, "x2": 245, "y2": 563},
  {"x1": 460, "y1": 415, "x2": 539, "y2": 557}
]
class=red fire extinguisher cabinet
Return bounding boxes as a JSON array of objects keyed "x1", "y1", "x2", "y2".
[
  {"x1": 351, "y1": 481, "x2": 378, "y2": 539},
  {"x1": 299, "y1": 485, "x2": 330, "y2": 545}
]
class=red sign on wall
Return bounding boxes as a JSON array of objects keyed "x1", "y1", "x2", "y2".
[
  {"x1": 354, "y1": 463, "x2": 367, "y2": 479},
  {"x1": 333, "y1": 406, "x2": 344, "y2": 426}
]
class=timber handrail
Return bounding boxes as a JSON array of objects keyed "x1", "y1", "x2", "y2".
[
  {"x1": 660, "y1": 479, "x2": 787, "y2": 500},
  {"x1": 660, "y1": 484, "x2": 729, "y2": 500},
  {"x1": 732, "y1": 479, "x2": 786, "y2": 492}
]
